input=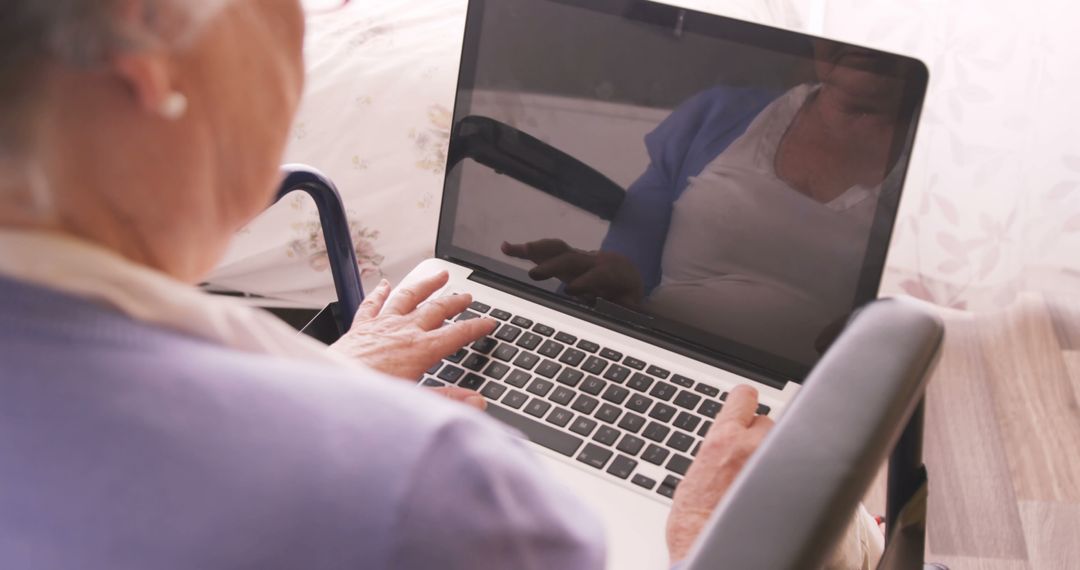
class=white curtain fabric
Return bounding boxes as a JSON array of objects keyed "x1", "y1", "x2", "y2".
[{"x1": 207, "y1": 0, "x2": 1080, "y2": 311}]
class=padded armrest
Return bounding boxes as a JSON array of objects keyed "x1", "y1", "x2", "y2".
[{"x1": 683, "y1": 297, "x2": 944, "y2": 570}]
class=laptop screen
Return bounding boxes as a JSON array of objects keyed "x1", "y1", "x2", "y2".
[{"x1": 438, "y1": 0, "x2": 927, "y2": 382}]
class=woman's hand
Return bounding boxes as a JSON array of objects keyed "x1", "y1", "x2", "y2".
[
  {"x1": 329, "y1": 271, "x2": 498, "y2": 406},
  {"x1": 502, "y1": 239, "x2": 645, "y2": 308},
  {"x1": 666, "y1": 385, "x2": 775, "y2": 565}
]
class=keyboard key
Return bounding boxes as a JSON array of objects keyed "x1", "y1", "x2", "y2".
[
  {"x1": 490, "y1": 308, "x2": 512, "y2": 321},
  {"x1": 719, "y1": 391, "x2": 730, "y2": 402},
  {"x1": 643, "y1": 421, "x2": 671, "y2": 442},
  {"x1": 535, "y1": 360, "x2": 562, "y2": 379},
  {"x1": 632, "y1": 474, "x2": 657, "y2": 490},
  {"x1": 698, "y1": 399, "x2": 722, "y2": 419},
  {"x1": 698, "y1": 420, "x2": 713, "y2": 437},
  {"x1": 577, "y1": 340, "x2": 600, "y2": 353},
  {"x1": 642, "y1": 444, "x2": 670, "y2": 465},
  {"x1": 657, "y1": 484, "x2": 675, "y2": 499},
  {"x1": 456, "y1": 311, "x2": 480, "y2": 322},
  {"x1": 437, "y1": 365, "x2": 465, "y2": 383},
  {"x1": 603, "y1": 364, "x2": 631, "y2": 383},
  {"x1": 527, "y1": 378, "x2": 554, "y2": 397},
  {"x1": 617, "y1": 412, "x2": 646, "y2": 433},
  {"x1": 549, "y1": 386, "x2": 576, "y2": 405},
  {"x1": 555, "y1": 332, "x2": 577, "y2": 344},
  {"x1": 674, "y1": 391, "x2": 702, "y2": 411},
  {"x1": 570, "y1": 416, "x2": 598, "y2": 437},
  {"x1": 513, "y1": 352, "x2": 540, "y2": 370},
  {"x1": 663, "y1": 475, "x2": 682, "y2": 490},
  {"x1": 692, "y1": 441, "x2": 701, "y2": 457},
  {"x1": 671, "y1": 374, "x2": 695, "y2": 388},
  {"x1": 595, "y1": 403, "x2": 622, "y2": 424},
  {"x1": 524, "y1": 399, "x2": 552, "y2": 418},
  {"x1": 511, "y1": 316, "x2": 534, "y2": 328},
  {"x1": 593, "y1": 426, "x2": 621, "y2": 446},
  {"x1": 649, "y1": 403, "x2": 677, "y2": 422},
  {"x1": 555, "y1": 368, "x2": 584, "y2": 387},
  {"x1": 547, "y1": 407, "x2": 574, "y2": 428},
  {"x1": 673, "y1": 412, "x2": 701, "y2": 432},
  {"x1": 468, "y1": 301, "x2": 491, "y2": 313},
  {"x1": 558, "y1": 348, "x2": 587, "y2": 367},
  {"x1": 667, "y1": 431, "x2": 694, "y2": 452},
  {"x1": 426, "y1": 362, "x2": 442, "y2": 376},
  {"x1": 459, "y1": 373, "x2": 485, "y2": 391},
  {"x1": 577, "y1": 443, "x2": 613, "y2": 469},
  {"x1": 495, "y1": 324, "x2": 522, "y2": 343},
  {"x1": 447, "y1": 349, "x2": 467, "y2": 363},
  {"x1": 602, "y1": 385, "x2": 630, "y2": 405},
  {"x1": 462, "y1": 354, "x2": 489, "y2": 372},
  {"x1": 515, "y1": 332, "x2": 543, "y2": 350},
  {"x1": 505, "y1": 369, "x2": 531, "y2": 388},
  {"x1": 606, "y1": 455, "x2": 638, "y2": 479},
  {"x1": 422, "y1": 377, "x2": 445, "y2": 387},
  {"x1": 580, "y1": 376, "x2": 607, "y2": 395},
  {"x1": 473, "y1": 336, "x2": 496, "y2": 354},
  {"x1": 694, "y1": 383, "x2": 721, "y2": 397},
  {"x1": 492, "y1": 343, "x2": 519, "y2": 362},
  {"x1": 483, "y1": 362, "x2": 510, "y2": 380},
  {"x1": 599, "y1": 348, "x2": 623, "y2": 361},
  {"x1": 582, "y1": 356, "x2": 608, "y2": 375},
  {"x1": 481, "y1": 382, "x2": 507, "y2": 400},
  {"x1": 623, "y1": 356, "x2": 647, "y2": 370},
  {"x1": 538, "y1": 340, "x2": 565, "y2": 359},
  {"x1": 627, "y1": 373, "x2": 654, "y2": 393},
  {"x1": 667, "y1": 454, "x2": 692, "y2": 476},
  {"x1": 616, "y1": 434, "x2": 646, "y2": 455},
  {"x1": 502, "y1": 390, "x2": 528, "y2": 409},
  {"x1": 757, "y1": 404, "x2": 772, "y2": 416},
  {"x1": 626, "y1": 393, "x2": 654, "y2": 414},
  {"x1": 486, "y1": 403, "x2": 583, "y2": 457},
  {"x1": 571, "y1": 394, "x2": 599, "y2": 415},
  {"x1": 533, "y1": 324, "x2": 556, "y2": 337},
  {"x1": 649, "y1": 381, "x2": 677, "y2": 401},
  {"x1": 646, "y1": 365, "x2": 670, "y2": 379}
]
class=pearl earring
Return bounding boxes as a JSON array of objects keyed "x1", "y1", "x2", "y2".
[{"x1": 159, "y1": 92, "x2": 188, "y2": 120}]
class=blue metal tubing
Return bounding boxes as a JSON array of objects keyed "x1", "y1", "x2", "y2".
[{"x1": 275, "y1": 165, "x2": 364, "y2": 332}]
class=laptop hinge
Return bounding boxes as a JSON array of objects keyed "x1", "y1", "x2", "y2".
[{"x1": 458, "y1": 260, "x2": 790, "y2": 391}]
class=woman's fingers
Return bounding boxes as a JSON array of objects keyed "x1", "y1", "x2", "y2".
[
  {"x1": 529, "y1": 251, "x2": 596, "y2": 282},
  {"x1": 353, "y1": 279, "x2": 391, "y2": 323},
  {"x1": 383, "y1": 271, "x2": 450, "y2": 316},
  {"x1": 414, "y1": 292, "x2": 474, "y2": 330},
  {"x1": 430, "y1": 386, "x2": 488, "y2": 410},
  {"x1": 715, "y1": 385, "x2": 760, "y2": 429},
  {"x1": 501, "y1": 239, "x2": 571, "y2": 263},
  {"x1": 428, "y1": 317, "x2": 499, "y2": 356}
]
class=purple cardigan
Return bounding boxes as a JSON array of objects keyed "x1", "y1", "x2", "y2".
[{"x1": 0, "y1": 276, "x2": 604, "y2": 569}]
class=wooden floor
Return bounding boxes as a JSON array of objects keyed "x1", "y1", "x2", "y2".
[{"x1": 863, "y1": 294, "x2": 1080, "y2": 569}]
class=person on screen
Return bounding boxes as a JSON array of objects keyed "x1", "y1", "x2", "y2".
[{"x1": 504, "y1": 42, "x2": 917, "y2": 364}]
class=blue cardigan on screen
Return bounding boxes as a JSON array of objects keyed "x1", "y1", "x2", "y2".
[{"x1": 600, "y1": 87, "x2": 780, "y2": 294}]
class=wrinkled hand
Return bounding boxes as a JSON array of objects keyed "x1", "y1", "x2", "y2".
[
  {"x1": 666, "y1": 385, "x2": 775, "y2": 565},
  {"x1": 329, "y1": 271, "x2": 497, "y2": 408},
  {"x1": 501, "y1": 239, "x2": 644, "y2": 308}
]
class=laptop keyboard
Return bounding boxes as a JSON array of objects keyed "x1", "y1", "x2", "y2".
[{"x1": 418, "y1": 299, "x2": 771, "y2": 502}]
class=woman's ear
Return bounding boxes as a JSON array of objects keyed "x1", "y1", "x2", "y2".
[{"x1": 111, "y1": 52, "x2": 186, "y2": 120}]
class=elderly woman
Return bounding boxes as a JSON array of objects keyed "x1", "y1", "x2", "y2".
[{"x1": 0, "y1": 1, "x2": 880, "y2": 569}]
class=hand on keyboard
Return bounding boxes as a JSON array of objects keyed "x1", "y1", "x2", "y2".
[
  {"x1": 665, "y1": 385, "x2": 775, "y2": 566},
  {"x1": 329, "y1": 271, "x2": 497, "y2": 385}
]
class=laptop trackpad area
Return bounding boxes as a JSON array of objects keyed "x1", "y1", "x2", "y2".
[{"x1": 537, "y1": 453, "x2": 671, "y2": 570}]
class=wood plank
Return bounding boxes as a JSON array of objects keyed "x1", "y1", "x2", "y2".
[
  {"x1": 1018, "y1": 502, "x2": 1080, "y2": 570},
  {"x1": 922, "y1": 315, "x2": 1029, "y2": 558},
  {"x1": 979, "y1": 295, "x2": 1080, "y2": 502}
]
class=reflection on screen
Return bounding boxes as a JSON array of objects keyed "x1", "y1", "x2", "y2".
[{"x1": 441, "y1": 0, "x2": 925, "y2": 377}]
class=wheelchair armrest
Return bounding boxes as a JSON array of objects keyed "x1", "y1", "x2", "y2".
[
  {"x1": 447, "y1": 115, "x2": 626, "y2": 220},
  {"x1": 682, "y1": 297, "x2": 944, "y2": 570}
]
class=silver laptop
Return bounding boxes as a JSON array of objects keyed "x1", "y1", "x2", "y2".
[{"x1": 398, "y1": 0, "x2": 928, "y2": 567}]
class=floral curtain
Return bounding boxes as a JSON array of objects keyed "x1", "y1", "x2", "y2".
[{"x1": 207, "y1": 0, "x2": 1080, "y2": 311}]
